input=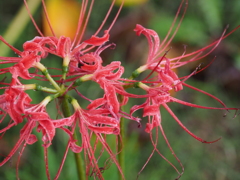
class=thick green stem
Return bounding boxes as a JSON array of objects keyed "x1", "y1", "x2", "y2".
[
  {"x1": 72, "y1": 131, "x2": 85, "y2": 180},
  {"x1": 118, "y1": 95, "x2": 125, "y2": 180},
  {"x1": 61, "y1": 96, "x2": 85, "y2": 180}
]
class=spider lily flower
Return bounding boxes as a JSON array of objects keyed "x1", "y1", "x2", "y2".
[
  {"x1": 91, "y1": 61, "x2": 125, "y2": 118},
  {"x1": 0, "y1": 95, "x2": 56, "y2": 165},
  {"x1": 50, "y1": 98, "x2": 124, "y2": 180},
  {"x1": 128, "y1": 0, "x2": 239, "y2": 178},
  {"x1": 0, "y1": 79, "x2": 32, "y2": 125},
  {"x1": 0, "y1": 0, "x2": 239, "y2": 179},
  {"x1": 0, "y1": 0, "x2": 126, "y2": 179}
]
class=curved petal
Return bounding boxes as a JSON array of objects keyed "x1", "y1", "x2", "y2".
[{"x1": 83, "y1": 30, "x2": 109, "y2": 46}]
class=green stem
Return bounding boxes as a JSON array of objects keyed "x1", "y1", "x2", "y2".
[
  {"x1": 15, "y1": 84, "x2": 57, "y2": 94},
  {"x1": 118, "y1": 95, "x2": 125, "y2": 180},
  {"x1": 73, "y1": 131, "x2": 85, "y2": 180},
  {"x1": 37, "y1": 86, "x2": 58, "y2": 94},
  {"x1": 35, "y1": 62, "x2": 62, "y2": 92},
  {"x1": 61, "y1": 95, "x2": 85, "y2": 180},
  {"x1": 62, "y1": 55, "x2": 70, "y2": 80},
  {"x1": 72, "y1": 74, "x2": 93, "y2": 88}
]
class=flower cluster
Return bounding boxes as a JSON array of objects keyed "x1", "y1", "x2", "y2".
[{"x1": 0, "y1": 0, "x2": 239, "y2": 179}]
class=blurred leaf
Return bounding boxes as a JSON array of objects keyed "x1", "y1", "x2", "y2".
[
  {"x1": 197, "y1": 0, "x2": 223, "y2": 34},
  {"x1": 234, "y1": 53, "x2": 240, "y2": 70},
  {"x1": 115, "y1": 0, "x2": 148, "y2": 6},
  {"x1": 149, "y1": 14, "x2": 208, "y2": 46}
]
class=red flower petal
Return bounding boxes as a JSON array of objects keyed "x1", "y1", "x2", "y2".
[
  {"x1": 26, "y1": 134, "x2": 38, "y2": 145},
  {"x1": 83, "y1": 30, "x2": 109, "y2": 46}
]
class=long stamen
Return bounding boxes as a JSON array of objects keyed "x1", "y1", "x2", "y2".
[
  {"x1": 16, "y1": 141, "x2": 28, "y2": 179},
  {"x1": 0, "y1": 36, "x2": 22, "y2": 55},
  {"x1": 23, "y1": 0, "x2": 44, "y2": 37},
  {"x1": 98, "y1": 0, "x2": 124, "y2": 33},
  {"x1": 74, "y1": 0, "x2": 123, "y2": 51},
  {"x1": 72, "y1": 0, "x2": 88, "y2": 47},
  {"x1": 76, "y1": 0, "x2": 94, "y2": 45},
  {"x1": 94, "y1": 0, "x2": 117, "y2": 35},
  {"x1": 170, "y1": 25, "x2": 239, "y2": 65},
  {"x1": 182, "y1": 82, "x2": 228, "y2": 109},
  {"x1": 159, "y1": 124, "x2": 184, "y2": 178},
  {"x1": 163, "y1": 103, "x2": 222, "y2": 144},
  {"x1": 143, "y1": 50, "x2": 170, "y2": 81},
  {"x1": 157, "y1": 0, "x2": 188, "y2": 56},
  {"x1": 172, "y1": 96, "x2": 235, "y2": 110},
  {"x1": 41, "y1": 0, "x2": 56, "y2": 37}
]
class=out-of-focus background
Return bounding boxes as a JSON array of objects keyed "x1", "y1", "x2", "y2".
[{"x1": 0, "y1": 0, "x2": 240, "y2": 179}]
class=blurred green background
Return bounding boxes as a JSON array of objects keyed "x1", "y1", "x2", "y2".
[{"x1": 0, "y1": 0, "x2": 240, "y2": 179}]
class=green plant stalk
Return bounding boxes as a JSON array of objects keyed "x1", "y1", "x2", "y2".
[
  {"x1": 61, "y1": 95, "x2": 85, "y2": 180},
  {"x1": 118, "y1": 94, "x2": 125, "y2": 180},
  {"x1": 72, "y1": 130, "x2": 85, "y2": 180},
  {"x1": 35, "y1": 62, "x2": 62, "y2": 92}
]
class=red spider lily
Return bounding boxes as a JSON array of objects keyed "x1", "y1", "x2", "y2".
[
  {"x1": 91, "y1": 61, "x2": 125, "y2": 117},
  {"x1": 0, "y1": 79, "x2": 32, "y2": 125},
  {"x1": 50, "y1": 98, "x2": 125, "y2": 180},
  {"x1": 0, "y1": 0, "x2": 126, "y2": 179},
  {"x1": 0, "y1": 0, "x2": 239, "y2": 179},
  {"x1": 0, "y1": 94, "x2": 81, "y2": 179},
  {"x1": 127, "y1": 1, "x2": 239, "y2": 178},
  {"x1": 0, "y1": 95, "x2": 57, "y2": 164}
]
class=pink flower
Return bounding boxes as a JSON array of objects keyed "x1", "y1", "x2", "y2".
[
  {"x1": 0, "y1": 0, "x2": 239, "y2": 179},
  {"x1": 0, "y1": 98, "x2": 53, "y2": 166},
  {"x1": 1, "y1": 0, "x2": 125, "y2": 179},
  {"x1": 128, "y1": 1, "x2": 239, "y2": 177},
  {"x1": 50, "y1": 99, "x2": 124, "y2": 179},
  {"x1": 0, "y1": 80, "x2": 31, "y2": 125}
]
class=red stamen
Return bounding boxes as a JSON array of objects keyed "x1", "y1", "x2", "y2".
[
  {"x1": 24, "y1": 0, "x2": 44, "y2": 37},
  {"x1": 163, "y1": 103, "x2": 222, "y2": 143},
  {"x1": 157, "y1": 0, "x2": 188, "y2": 56},
  {"x1": 41, "y1": 0, "x2": 56, "y2": 37}
]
